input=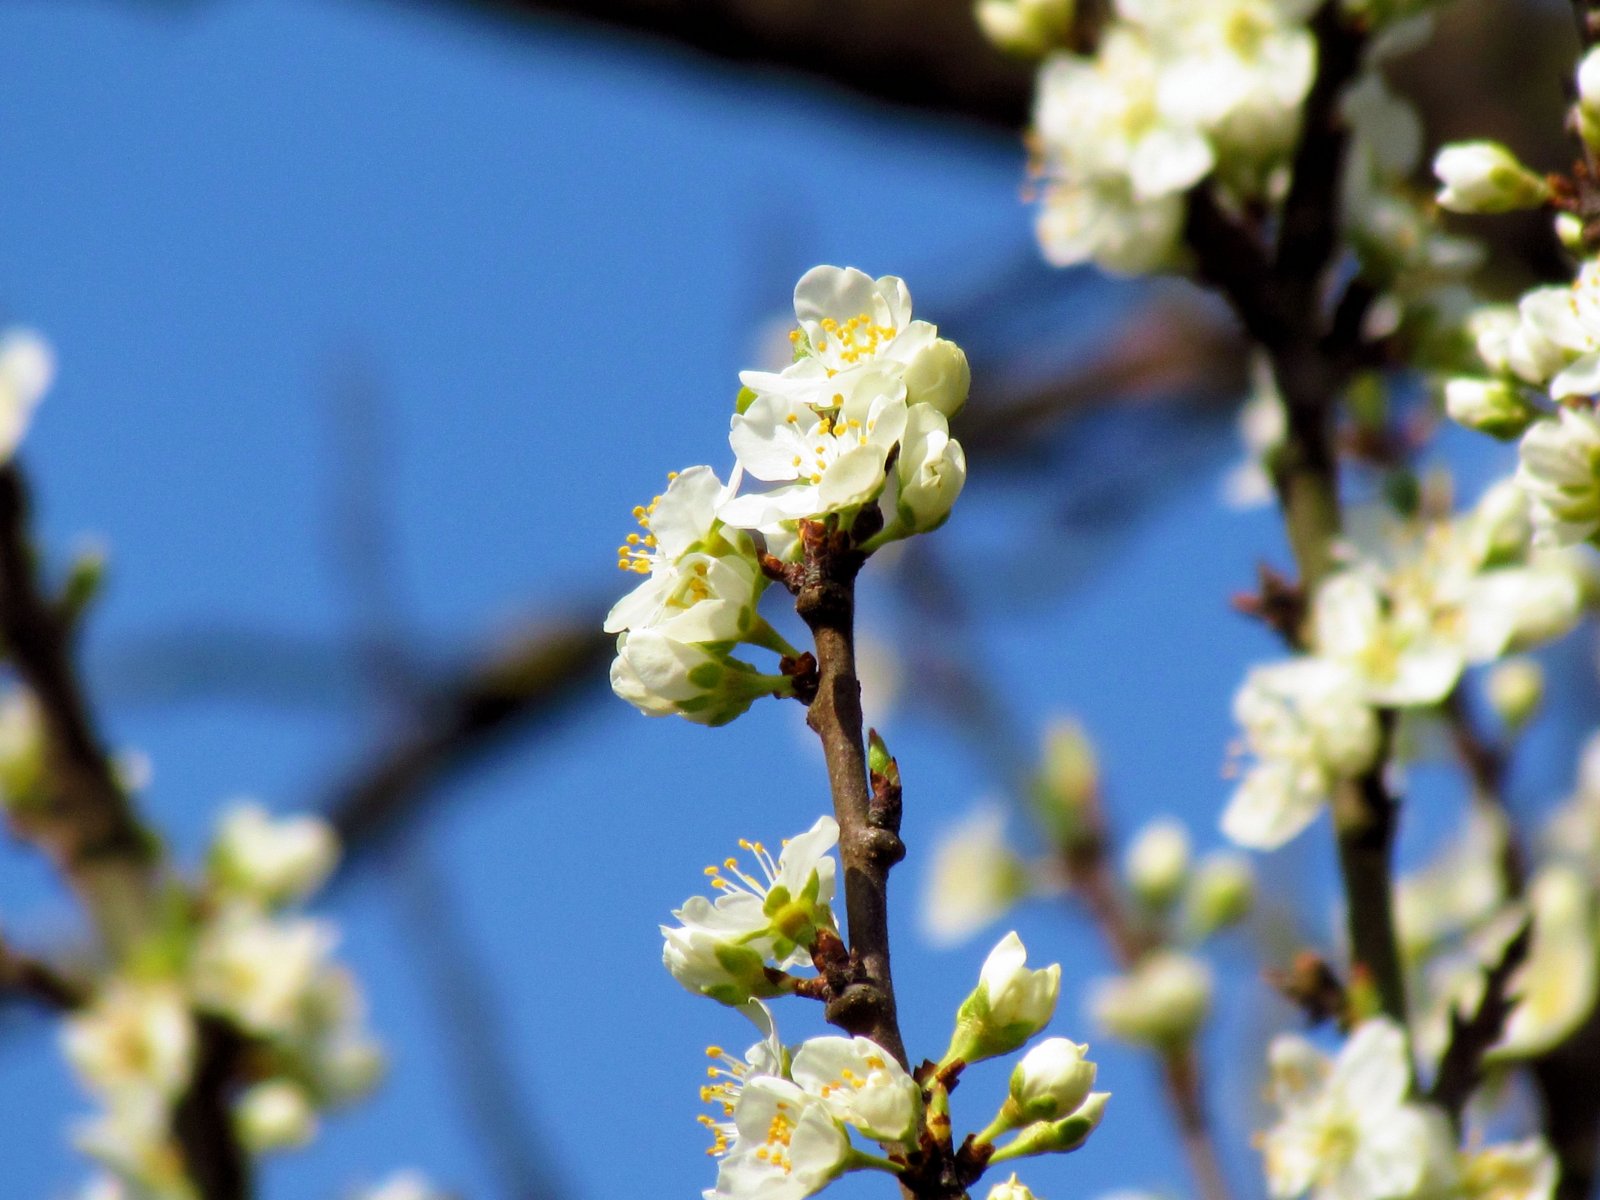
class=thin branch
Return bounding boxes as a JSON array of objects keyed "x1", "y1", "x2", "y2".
[
  {"x1": 794, "y1": 518, "x2": 908, "y2": 1069},
  {"x1": 1429, "y1": 920, "x2": 1531, "y2": 1127},
  {"x1": 323, "y1": 619, "x2": 612, "y2": 866},
  {"x1": 0, "y1": 940, "x2": 86, "y2": 1011},
  {"x1": 0, "y1": 463, "x2": 158, "y2": 951}
]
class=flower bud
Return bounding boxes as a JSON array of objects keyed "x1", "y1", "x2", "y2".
[
  {"x1": 1434, "y1": 143, "x2": 1549, "y2": 214},
  {"x1": 975, "y1": 0, "x2": 1075, "y2": 56},
  {"x1": 987, "y1": 1175, "x2": 1041, "y2": 1200},
  {"x1": 1034, "y1": 719, "x2": 1098, "y2": 850},
  {"x1": 1557, "y1": 212, "x2": 1587, "y2": 256},
  {"x1": 237, "y1": 1080, "x2": 318, "y2": 1151},
  {"x1": 1124, "y1": 818, "x2": 1190, "y2": 911},
  {"x1": 1486, "y1": 657, "x2": 1544, "y2": 730},
  {"x1": 661, "y1": 924, "x2": 785, "y2": 1007},
  {"x1": 895, "y1": 404, "x2": 967, "y2": 535},
  {"x1": 210, "y1": 804, "x2": 339, "y2": 907},
  {"x1": 990, "y1": 1092, "x2": 1109, "y2": 1162},
  {"x1": 1580, "y1": 48, "x2": 1600, "y2": 150},
  {"x1": 610, "y1": 630, "x2": 784, "y2": 726},
  {"x1": 1187, "y1": 851, "x2": 1255, "y2": 936},
  {"x1": 0, "y1": 692, "x2": 47, "y2": 811},
  {"x1": 945, "y1": 932, "x2": 1060, "y2": 1066},
  {"x1": 1444, "y1": 377, "x2": 1535, "y2": 440},
  {"x1": 1088, "y1": 951, "x2": 1212, "y2": 1048},
  {"x1": 904, "y1": 338, "x2": 972, "y2": 418},
  {"x1": 1008, "y1": 1038, "x2": 1097, "y2": 1124}
]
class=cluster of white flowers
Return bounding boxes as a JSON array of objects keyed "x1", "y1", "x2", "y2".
[
  {"x1": 64, "y1": 804, "x2": 386, "y2": 1199},
  {"x1": 607, "y1": 266, "x2": 969, "y2": 724},
  {"x1": 1025, "y1": 0, "x2": 1315, "y2": 274},
  {"x1": 681, "y1": 928, "x2": 1104, "y2": 1200},
  {"x1": 1223, "y1": 483, "x2": 1584, "y2": 850},
  {"x1": 1259, "y1": 1017, "x2": 1556, "y2": 1200},
  {"x1": 1428, "y1": 48, "x2": 1600, "y2": 550}
]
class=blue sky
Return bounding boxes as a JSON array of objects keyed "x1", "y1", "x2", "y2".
[{"x1": 0, "y1": 2, "x2": 1591, "y2": 1199}]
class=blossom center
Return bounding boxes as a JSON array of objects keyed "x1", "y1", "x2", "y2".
[{"x1": 615, "y1": 471, "x2": 679, "y2": 574}]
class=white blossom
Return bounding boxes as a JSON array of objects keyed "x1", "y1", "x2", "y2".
[
  {"x1": 610, "y1": 628, "x2": 788, "y2": 726},
  {"x1": 722, "y1": 366, "x2": 909, "y2": 529},
  {"x1": 63, "y1": 982, "x2": 196, "y2": 1105},
  {"x1": 791, "y1": 1035, "x2": 921, "y2": 1143},
  {"x1": 1490, "y1": 865, "x2": 1599, "y2": 1059},
  {"x1": 738, "y1": 266, "x2": 969, "y2": 419},
  {"x1": 1459, "y1": 1139, "x2": 1559, "y2": 1200},
  {"x1": 920, "y1": 806, "x2": 1028, "y2": 947},
  {"x1": 1222, "y1": 658, "x2": 1378, "y2": 850},
  {"x1": 703, "y1": 1076, "x2": 854, "y2": 1200},
  {"x1": 209, "y1": 802, "x2": 338, "y2": 907},
  {"x1": 663, "y1": 817, "x2": 839, "y2": 1002},
  {"x1": 189, "y1": 908, "x2": 335, "y2": 1037},
  {"x1": 1260, "y1": 1019, "x2": 1432, "y2": 1200},
  {"x1": 1518, "y1": 406, "x2": 1600, "y2": 546}
]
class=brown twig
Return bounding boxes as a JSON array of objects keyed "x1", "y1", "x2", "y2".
[
  {"x1": 1429, "y1": 920, "x2": 1531, "y2": 1127},
  {"x1": 0, "y1": 464, "x2": 158, "y2": 952},
  {"x1": 0, "y1": 940, "x2": 86, "y2": 1010},
  {"x1": 794, "y1": 518, "x2": 909, "y2": 1069}
]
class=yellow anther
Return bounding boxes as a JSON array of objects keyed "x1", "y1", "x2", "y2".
[
  {"x1": 707, "y1": 1046, "x2": 724, "y2": 1057},
  {"x1": 667, "y1": 470, "x2": 679, "y2": 480},
  {"x1": 643, "y1": 534, "x2": 657, "y2": 547},
  {"x1": 626, "y1": 533, "x2": 640, "y2": 545},
  {"x1": 631, "y1": 506, "x2": 646, "y2": 518},
  {"x1": 704, "y1": 866, "x2": 720, "y2": 875},
  {"x1": 785, "y1": 413, "x2": 798, "y2": 424},
  {"x1": 788, "y1": 329, "x2": 800, "y2": 343}
]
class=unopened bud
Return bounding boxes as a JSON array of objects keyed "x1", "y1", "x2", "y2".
[
  {"x1": 1008, "y1": 1038, "x2": 1097, "y2": 1124},
  {"x1": 1088, "y1": 951, "x2": 1212, "y2": 1048},
  {"x1": 987, "y1": 1176, "x2": 1041, "y2": 1200},
  {"x1": 1034, "y1": 719, "x2": 1098, "y2": 849},
  {"x1": 989, "y1": 1092, "x2": 1109, "y2": 1162},
  {"x1": 944, "y1": 932, "x2": 1060, "y2": 1066},
  {"x1": 1486, "y1": 657, "x2": 1543, "y2": 730},
  {"x1": 1434, "y1": 143, "x2": 1549, "y2": 214},
  {"x1": 1188, "y1": 851, "x2": 1255, "y2": 936},
  {"x1": 1557, "y1": 212, "x2": 1588, "y2": 256},
  {"x1": 237, "y1": 1080, "x2": 318, "y2": 1151},
  {"x1": 1124, "y1": 819, "x2": 1190, "y2": 911},
  {"x1": 975, "y1": 0, "x2": 1075, "y2": 57},
  {"x1": 1444, "y1": 377, "x2": 1535, "y2": 440},
  {"x1": 904, "y1": 338, "x2": 972, "y2": 419},
  {"x1": 1580, "y1": 48, "x2": 1600, "y2": 150}
]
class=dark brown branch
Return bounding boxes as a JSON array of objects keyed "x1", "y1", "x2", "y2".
[
  {"x1": 323, "y1": 619, "x2": 612, "y2": 863},
  {"x1": 420, "y1": 0, "x2": 1034, "y2": 131},
  {"x1": 0, "y1": 940, "x2": 86, "y2": 1010},
  {"x1": 794, "y1": 519, "x2": 908, "y2": 1069},
  {"x1": 1429, "y1": 919, "x2": 1531, "y2": 1126},
  {"x1": 0, "y1": 464, "x2": 158, "y2": 949},
  {"x1": 171, "y1": 1016, "x2": 251, "y2": 1200}
]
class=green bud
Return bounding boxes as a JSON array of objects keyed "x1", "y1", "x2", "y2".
[
  {"x1": 868, "y1": 729, "x2": 894, "y2": 780},
  {"x1": 990, "y1": 1092, "x2": 1109, "y2": 1163},
  {"x1": 59, "y1": 542, "x2": 108, "y2": 630},
  {"x1": 1124, "y1": 818, "x2": 1190, "y2": 912},
  {"x1": 1486, "y1": 657, "x2": 1543, "y2": 730},
  {"x1": 1443, "y1": 377, "x2": 1535, "y2": 440},
  {"x1": 1187, "y1": 851, "x2": 1255, "y2": 937},
  {"x1": 1033, "y1": 719, "x2": 1097, "y2": 849}
]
